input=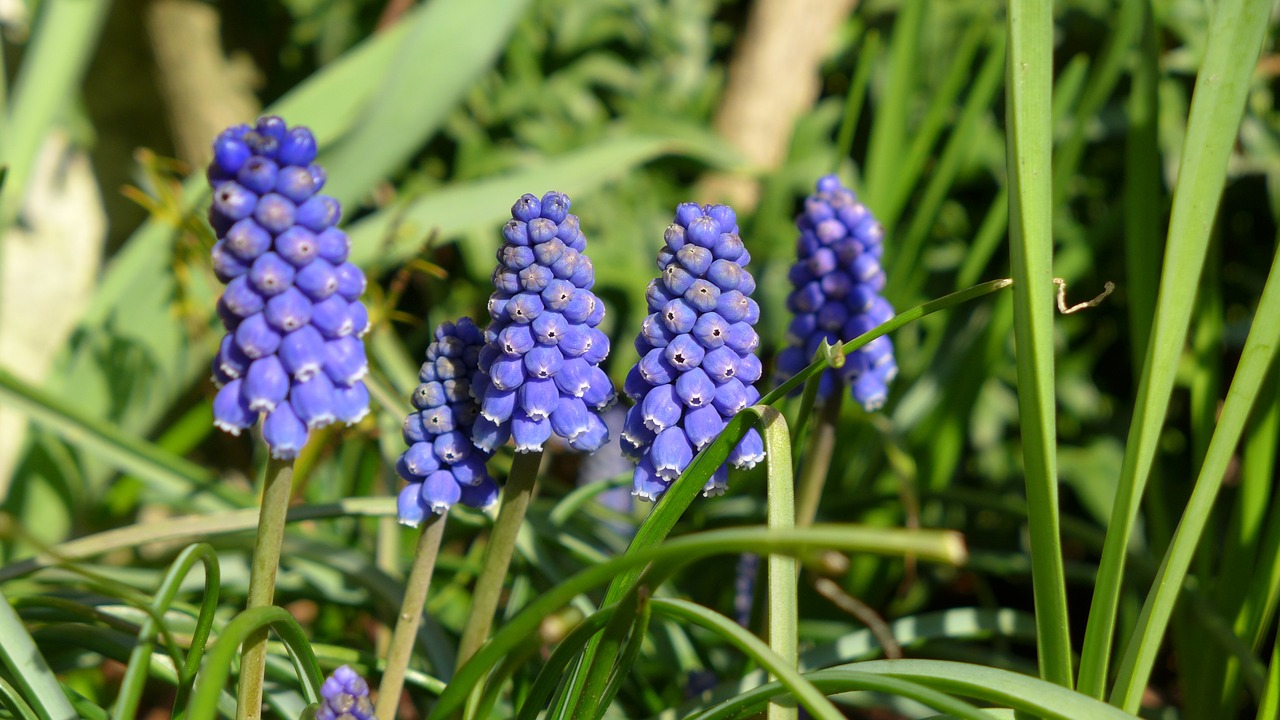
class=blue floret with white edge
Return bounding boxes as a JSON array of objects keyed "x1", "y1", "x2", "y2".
[
  {"x1": 621, "y1": 202, "x2": 766, "y2": 502},
  {"x1": 208, "y1": 116, "x2": 370, "y2": 460},
  {"x1": 774, "y1": 174, "x2": 897, "y2": 411},
  {"x1": 397, "y1": 317, "x2": 499, "y2": 525},
  {"x1": 471, "y1": 191, "x2": 615, "y2": 456}
]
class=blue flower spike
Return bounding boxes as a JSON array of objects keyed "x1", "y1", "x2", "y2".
[
  {"x1": 397, "y1": 318, "x2": 499, "y2": 525},
  {"x1": 473, "y1": 192, "x2": 616, "y2": 456},
  {"x1": 775, "y1": 175, "x2": 897, "y2": 411},
  {"x1": 208, "y1": 117, "x2": 370, "y2": 459},
  {"x1": 315, "y1": 665, "x2": 374, "y2": 720},
  {"x1": 622, "y1": 203, "x2": 765, "y2": 502}
]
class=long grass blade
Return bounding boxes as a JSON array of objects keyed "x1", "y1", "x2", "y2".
[
  {"x1": 0, "y1": 587, "x2": 77, "y2": 720},
  {"x1": 1004, "y1": 0, "x2": 1073, "y2": 688},
  {"x1": 1110, "y1": 242, "x2": 1280, "y2": 711},
  {"x1": 1076, "y1": 0, "x2": 1274, "y2": 696}
]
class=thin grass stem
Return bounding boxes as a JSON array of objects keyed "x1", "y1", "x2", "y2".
[
  {"x1": 794, "y1": 392, "x2": 841, "y2": 529},
  {"x1": 755, "y1": 407, "x2": 797, "y2": 720},
  {"x1": 375, "y1": 514, "x2": 447, "y2": 720},
  {"x1": 235, "y1": 457, "x2": 294, "y2": 720},
  {"x1": 455, "y1": 449, "x2": 543, "y2": 668}
]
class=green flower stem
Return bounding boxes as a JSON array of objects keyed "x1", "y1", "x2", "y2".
[
  {"x1": 235, "y1": 457, "x2": 295, "y2": 720},
  {"x1": 455, "y1": 449, "x2": 543, "y2": 669},
  {"x1": 755, "y1": 407, "x2": 797, "y2": 720},
  {"x1": 794, "y1": 392, "x2": 841, "y2": 529},
  {"x1": 375, "y1": 514, "x2": 448, "y2": 720}
]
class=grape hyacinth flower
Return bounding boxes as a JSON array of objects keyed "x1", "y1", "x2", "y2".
[
  {"x1": 315, "y1": 665, "x2": 374, "y2": 720},
  {"x1": 207, "y1": 116, "x2": 370, "y2": 458},
  {"x1": 472, "y1": 191, "x2": 615, "y2": 455},
  {"x1": 621, "y1": 203, "x2": 766, "y2": 501},
  {"x1": 397, "y1": 318, "x2": 499, "y2": 525},
  {"x1": 774, "y1": 175, "x2": 897, "y2": 411}
]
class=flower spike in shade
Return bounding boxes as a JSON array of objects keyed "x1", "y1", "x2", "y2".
[
  {"x1": 397, "y1": 318, "x2": 498, "y2": 525},
  {"x1": 622, "y1": 203, "x2": 765, "y2": 502},
  {"x1": 472, "y1": 191, "x2": 616, "y2": 455},
  {"x1": 316, "y1": 665, "x2": 374, "y2": 720},
  {"x1": 207, "y1": 116, "x2": 370, "y2": 459},
  {"x1": 774, "y1": 175, "x2": 897, "y2": 411}
]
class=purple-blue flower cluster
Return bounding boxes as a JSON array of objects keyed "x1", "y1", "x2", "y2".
[
  {"x1": 621, "y1": 203, "x2": 765, "y2": 501},
  {"x1": 397, "y1": 318, "x2": 498, "y2": 524},
  {"x1": 775, "y1": 175, "x2": 896, "y2": 411},
  {"x1": 472, "y1": 192, "x2": 614, "y2": 455},
  {"x1": 315, "y1": 665, "x2": 373, "y2": 720},
  {"x1": 208, "y1": 117, "x2": 370, "y2": 459}
]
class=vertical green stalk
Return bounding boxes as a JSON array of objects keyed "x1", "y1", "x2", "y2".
[
  {"x1": 455, "y1": 449, "x2": 542, "y2": 669},
  {"x1": 235, "y1": 457, "x2": 294, "y2": 720},
  {"x1": 1076, "y1": 0, "x2": 1272, "y2": 697},
  {"x1": 1004, "y1": 0, "x2": 1073, "y2": 689},
  {"x1": 375, "y1": 514, "x2": 448, "y2": 720},
  {"x1": 794, "y1": 393, "x2": 841, "y2": 529},
  {"x1": 753, "y1": 406, "x2": 797, "y2": 720},
  {"x1": 1110, "y1": 244, "x2": 1280, "y2": 712}
]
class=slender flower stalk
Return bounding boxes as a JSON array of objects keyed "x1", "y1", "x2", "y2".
[
  {"x1": 235, "y1": 458, "x2": 293, "y2": 719},
  {"x1": 205, "y1": 116, "x2": 369, "y2": 720},
  {"x1": 374, "y1": 515, "x2": 447, "y2": 720},
  {"x1": 458, "y1": 191, "x2": 615, "y2": 667},
  {"x1": 455, "y1": 449, "x2": 542, "y2": 668},
  {"x1": 621, "y1": 201, "x2": 765, "y2": 500}
]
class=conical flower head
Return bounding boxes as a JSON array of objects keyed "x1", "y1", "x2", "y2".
[
  {"x1": 623, "y1": 203, "x2": 765, "y2": 502},
  {"x1": 315, "y1": 665, "x2": 374, "y2": 720},
  {"x1": 472, "y1": 191, "x2": 615, "y2": 456},
  {"x1": 397, "y1": 317, "x2": 498, "y2": 525},
  {"x1": 775, "y1": 175, "x2": 897, "y2": 411},
  {"x1": 208, "y1": 116, "x2": 370, "y2": 459}
]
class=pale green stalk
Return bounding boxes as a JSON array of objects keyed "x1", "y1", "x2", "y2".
[
  {"x1": 794, "y1": 392, "x2": 840, "y2": 529},
  {"x1": 1005, "y1": 0, "x2": 1073, "y2": 688},
  {"x1": 236, "y1": 458, "x2": 295, "y2": 720},
  {"x1": 752, "y1": 407, "x2": 797, "y2": 720},
  {"x1": 375, "y1": 514, "x2": 447, "y2": 720},
  {"x1": 455, "y1": 449, "x2": 542, "y2": 669}
]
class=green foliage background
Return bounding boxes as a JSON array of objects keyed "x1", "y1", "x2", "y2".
[{"x1": 0, "y1": 0, "x2": 1278, "y2": 717}]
